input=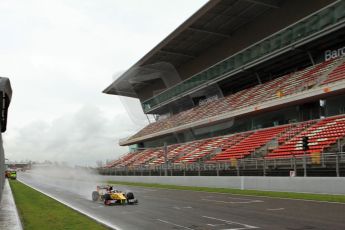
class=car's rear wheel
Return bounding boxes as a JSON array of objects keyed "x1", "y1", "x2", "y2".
[{"x1": 92, "y1": 191, "x2": 99, "y2": 201}]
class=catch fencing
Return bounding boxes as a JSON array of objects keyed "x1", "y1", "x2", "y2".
[{"x1": 99, "y1": 152, "x2": 345, "y2": 177}]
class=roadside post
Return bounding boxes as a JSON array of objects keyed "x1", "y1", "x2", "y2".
[
  {"x1": 164, "y1": 142, "x2": 168, "y2": 176},
  {"x1": 302, "y1": 136, "x2": 309, "y2": 177}
]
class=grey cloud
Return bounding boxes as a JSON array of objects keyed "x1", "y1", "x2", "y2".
[{"x1": 3, "y1": 105, "x2": 143, "y2": 166}]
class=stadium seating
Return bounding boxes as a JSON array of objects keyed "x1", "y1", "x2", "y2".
[
  {"x1": 149, "y1": 141, "x2": 204, "y2": 166},
  {"x1": 233, "y1": 76, "x2": 287, "y2": 109},
  {"x1": 277, "y1": 121, "x2": 316, "y2": 144},
  {"x1": 278, "y1": 59, "x2": 335, "y2": 96},
  {"x1": 107, "y1": 151, "x2": 140, "y2": 167},
  {"x1": 322, "y1": 59, "x2": 345, "y2": 85},
  {"x1": 267, "y1": 115, "x2": 345, "y2": 158},
  {"x1": 108, "y1": 114, "x2": 345, "y2": 168},
  {"x1": 129, "y1": 57, "x2": 345, "y2": 140},
  {"x1": 209, "y1": 125, "x2": 288, "y2": 161},
  {"x1": 132, "y1": 149, "x2": 163, "y2": 167},
  {"x1": 174, "y1": 136, "x2": 237, "y2": 163},
  {"x1": 105, "y1": 151, "x2": 139, "y2": 168}
]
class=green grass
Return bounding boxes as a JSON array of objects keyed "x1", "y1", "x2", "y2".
[
  {"x1": 9, "y1": 180, "x2": 109, "y2": 230},
  {"x1": 107, "y1": 180, "x2": 345, "y2": 203}
]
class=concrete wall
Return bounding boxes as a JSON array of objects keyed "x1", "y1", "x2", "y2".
[{"x1": 104, "y1": 176, "x2": 345, "y2": 195}]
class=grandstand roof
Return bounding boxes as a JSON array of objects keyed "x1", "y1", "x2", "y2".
[{"x1": 103, "y1": 0, "x2": 284, "y2": 98}]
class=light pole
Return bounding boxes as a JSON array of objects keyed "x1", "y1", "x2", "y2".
[{"x1": 302, "y1": 136, "x2": 309, "y2": 177}]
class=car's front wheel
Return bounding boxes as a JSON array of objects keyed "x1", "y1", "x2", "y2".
[
  {"x1": 126, "y1": 192, "x2": 134, "y2": 200},
  {"x1": 92, "y1": 191, "x2": 99, "y2": 201}
]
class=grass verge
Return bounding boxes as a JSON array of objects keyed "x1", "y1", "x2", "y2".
[
  {"x1": 107, "y1": 180, "x2": 345, "y2": 203},
  {"x1": 9, "y1": 180, "x2": 109, "y2": 230}
]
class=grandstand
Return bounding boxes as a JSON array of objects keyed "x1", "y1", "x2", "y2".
[{"x1": 102, "y1": 0, "x2": 345, "y2": 176}]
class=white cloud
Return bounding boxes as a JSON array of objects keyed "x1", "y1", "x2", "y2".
[
  {"x1": 0, "y1": 0, "x2": 208, "y2": 165},
  {"x1": 3, "y1": 105, "x2": 144, "y2": 166}
]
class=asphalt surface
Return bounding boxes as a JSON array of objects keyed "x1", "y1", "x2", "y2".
[{"x1": 18, "y1": 172, "x2": 345, "y2": 230}]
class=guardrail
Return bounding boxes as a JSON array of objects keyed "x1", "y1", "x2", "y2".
[{"x1": 99, "y1": 152, "x2": 345, "y2": 177}]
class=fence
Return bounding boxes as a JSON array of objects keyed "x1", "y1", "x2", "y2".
[{"x1": 99, "y1": 152, "x2": 345, "y2": 177}]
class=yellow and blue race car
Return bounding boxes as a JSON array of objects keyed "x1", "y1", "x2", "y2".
[
  {"x1": 92, "y1": 185, "x2": 138, "y2": 205},
  {"x1": 5, "y1": 170, "x2": 17, "y2": 180}
]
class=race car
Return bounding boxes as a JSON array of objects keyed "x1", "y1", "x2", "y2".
[
  {"x1": 91, "y1": 185, "x2": 138, "y2": 205},
  {"x1": 5, "y1": 170, "x2": 17, "y2": 180}
]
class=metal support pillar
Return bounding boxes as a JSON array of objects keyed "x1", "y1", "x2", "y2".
[
  {"x1": 303, "y1": 151, "x2": 307, "y2": 177},
  {"x1": 307, "y1": 51, "x2": 315, "y2": 66},
  {"x1": 164, "y1": 142, "x2": 168, "y2": 176},
  {"x1": 256, "y1": 73, "x2": 262, "y2": 84},
  {"x1": 145, "y1": 114, "x2": 151, "y2": 124},
  {"x1": 336, "y1": 152, "x2": 340, "y2": 177},
  {"x1": 293, "y1": 156, "x2": 297, "y2": 176},
  {"x1": 322, "y1": 152, "x2": 325, "y2": 167},
  {"x1": 236, "y1": 161, "x2": 240, "y2": 176}
]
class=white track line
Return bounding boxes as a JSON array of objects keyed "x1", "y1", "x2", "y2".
[
  {"x1": 156, "y1": 219, "x2": 194, "y2": 230},
  {"x1": 18, "y1": 179, "x2": 121, "y2": 230},
  {"x1": 202, "y1": 216, "x2": 259, "y2": 229},
  {"x1": 266, "y1": 208, "x2": 285, "y2": 211},
  {"x1": 204, "y1": 195, "x2": 260, "y2": 201},
  {"x1": 201, "y1": 198, "x2": 263, "y2": 204}
]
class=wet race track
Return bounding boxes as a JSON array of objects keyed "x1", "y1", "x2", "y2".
[{"x1": 19, "y1": 172, "x2": 345, "y2": 230}]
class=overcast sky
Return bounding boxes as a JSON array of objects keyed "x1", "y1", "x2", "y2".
[{"x1": 0, "y1": 0, "x2": 207, "y2": 166}]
